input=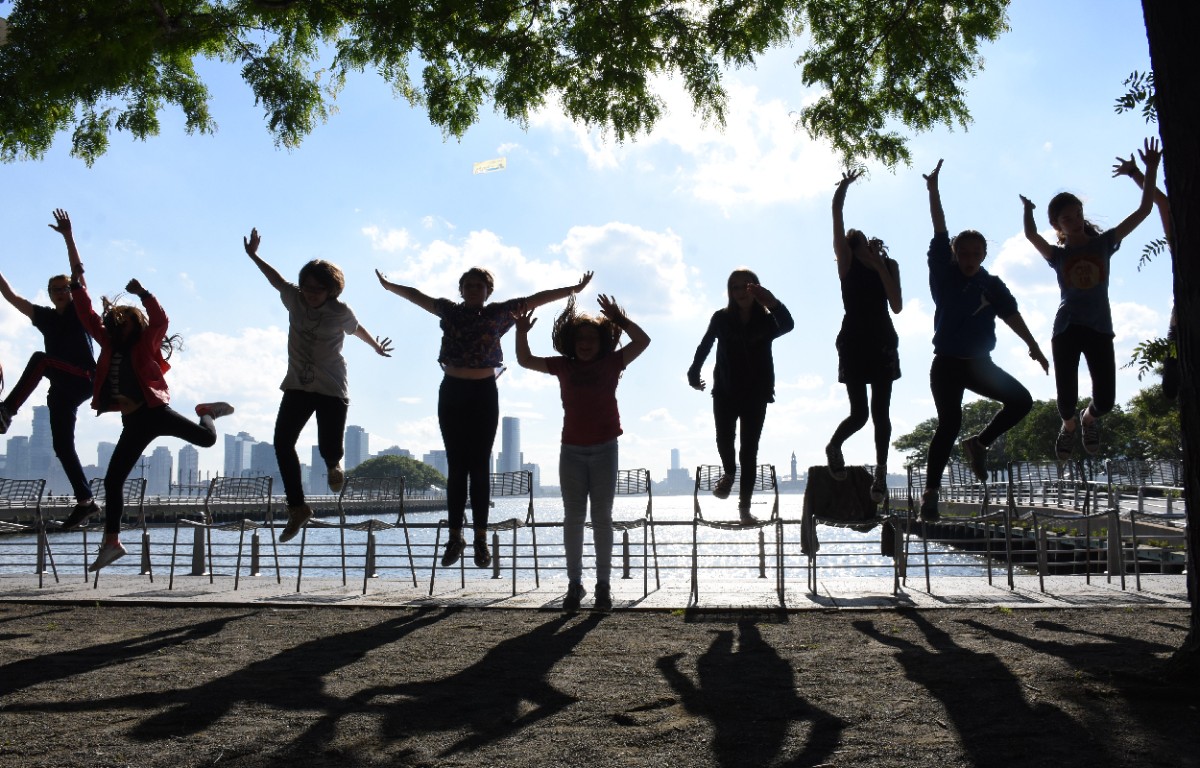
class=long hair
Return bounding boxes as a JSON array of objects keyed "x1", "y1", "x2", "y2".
[
  {"x1": 725, "y1": 268, "x2": 768, "y2": 318},
  {"x1": 101, "y1": 296, "x2": 184, "y2": 360},
  {"x1": 550, "y1": 295, "x2": 622, "y2": 360},
  {"x1": 1047, "y1": 192, "x2": 1102, "y2": 245}
]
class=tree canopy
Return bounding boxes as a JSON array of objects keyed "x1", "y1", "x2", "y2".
[
  {"x1": 0, "y1": 0, "x2": 1008, "y2": 166},
  {"x1": 347, "y1": 454, "x2": 446, "y2": 491}
]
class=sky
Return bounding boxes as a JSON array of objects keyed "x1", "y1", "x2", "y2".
[{"x1": 0, "y1": 1, "x2": 1173, "y2": 485}]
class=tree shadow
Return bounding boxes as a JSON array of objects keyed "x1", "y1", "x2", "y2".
[
  {"x1": 0, "y1": 611, "x2": 255, "y2": 698},
  {"x1": 350, "y1": 611, "x2": 605, "y2": 757},
  {"x1": 659, "y1": 619, "x2": 845, "y2": 768},
  {"x1": 854, "y1": 610, "x2": 1108, "y2": 768}
]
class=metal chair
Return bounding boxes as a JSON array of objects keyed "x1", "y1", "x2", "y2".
[
  {"x1": 83, "y1": 477, "x2": 150, "y2": 588},
  {"x1": 1105, "y1": 459, "x2": 1187, "y2": 590},
  {"x1": 1028, "y1": 467, "x2": 1125, "y2": 592},
  {"x1": 169, "y1": 476, "x2": 280, "y2": 590},
  {"x1": 690, "y1": 464, "x2": 783, "y2": 606},
  {"x1": 429, "y1": 470, "x2": 539, "y2": 596},
  {"x1": 588, "y1": 468, "x2": 660, "y2": 598},
  {"x1": 0, "y1": 478, "x2": 53, "y2": 587},
  {"x1": 297, "y1": 475, "x2": 415, "y2": 593}
]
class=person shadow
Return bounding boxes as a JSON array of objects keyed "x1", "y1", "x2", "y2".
[
  {"x1": 854, "y1": 610, "x2": 1110, "y2": 768},
  {"x1": 355, "y1": 611, "x2": 605, "y2": 757},
  {"x1": 658, "y1": 619, "x2": 845, "y2": 767}
]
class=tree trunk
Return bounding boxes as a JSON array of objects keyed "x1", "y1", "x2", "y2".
[{"x1": 1142, "y1": 0, "x2": 1200, "y2": 673}]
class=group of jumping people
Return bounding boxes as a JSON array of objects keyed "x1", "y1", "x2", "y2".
[{"x1": 0, "y1": 138, "x2": 1167, "y2": 610}]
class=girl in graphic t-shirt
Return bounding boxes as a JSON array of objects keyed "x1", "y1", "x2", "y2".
[
  {"x1": 244, "y1": 228, "x2": 394, "y2": 543},
  {"x1": 1020, "y1": 137, "x2": 1161, "y2": 459},
  {"x1": 376, "y1": 266, "x2": 592, "y2": 571},
  {"x1": 514, "y1": 294, "x2": 650, "y2": 611}
]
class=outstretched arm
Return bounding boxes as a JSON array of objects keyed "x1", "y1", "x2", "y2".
[
  {"x1": 352, "y1": 325, "x2": 393, "y2": 357},
  {"x1": 1113, "y1": 151, "x2": 1172, "y2": 242},
  {"x1": 49, "y1": 209, "x2": 86, "y2": 287},
  {"x1": 524, "y1": 271, "x2": 593, "y2": 311},
  {"x1": 832, "y1": 170, "x2": 861, "y2": 278},
  {"x1": 0, "y1": 271, "x2": 34, "y2": 319},
  {"x1": 1110, "y1": 137, "x2": 1162, "y2": 242},
  {"x1": 513, "y1": 309, "x2": 552, "y2": 373},
  {"x1": 1001, "y1": 313, "x2": 1049, "y2": 374},
  {"x1": 375, "y1": 269, "x2": 440, "y2": 315},
  {"x1": 243, "y1": 228, "x2": 288, "y2": 292},
  {"x1": 1019, "y1": 195, "x2": 1056, "y2": 261},
  {"x1": 924, "y1": 160, "x2": 947, "y2": 234},
  {"x1": 598, "y1": 294, "x2": 650, "y2": 366}
]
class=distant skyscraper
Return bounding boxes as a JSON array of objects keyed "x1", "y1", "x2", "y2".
[
  {"x1": 178, "y1": 444, "x2": 200, "y2": 487},
  {"x1": 29, "y1": 406, "x2": 53, "y2": 478},
  {"x1": 224, "y1": 431, "x2": 256, "y2": 477},
  {"x1": 97, "y1": 441, "x2": 116, "y2": 473},
  {"x1": 6, "y1": 436, "x2": 31, "y2": 478},
  {"x1": 671, "y1": 448, "x2": 681, "y2": 471},
  {"x1": 499, "y1": 416, "x2": 521, "y2": 473},
  {"x1": 250, "y1": 441, "x2": 282, "y2": 489},
  {"x1": 522, "y1": 462, "x2": 540, "y2": 490},
  {"x1": 345, "y1": 425, "x2": 368, "y2": 470},
  {"x1": 377, "y1": 445, "x2": 413, "y2": 459},
  {"x1": 147, "y1": 446, "x2": 173, "y2": 495},
  {"x1": 423, "y1": 449, "x2": 448, "y2": 479}
]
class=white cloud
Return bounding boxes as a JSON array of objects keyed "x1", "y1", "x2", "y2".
[
  {"x1": 1113, "y1": 300, "x2": 1164, "y2": 345},
  {"x1": 361, "y1": 225, "x2": 414, "y2": 253},
  {"x1": 641, "y1": 407, "x2": 683, "y2": 430}
]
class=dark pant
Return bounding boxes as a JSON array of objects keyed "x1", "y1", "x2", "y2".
[
  {"x1": 828, "y1": 380, "x2": 894, "y2": 467},
  {"x1": 438, "y1": 375, "x2": 498, "y2": 533},
  {"x1": 273, "y1": 389, "x2": 348, "y2": 507},
  {"x1": 105, "y1": 405, "x2": 216, "y2": 534},
  {"x1": 925, "y1": 355, "x2": 1031, "y2": 490},
  {"x1": 3, "y1": 352, "x2": 94, "y2": 502},
  {"x1": 712, "y1": 394, "x2": 769, "y2": 506},
  {"x1": 1052, "y1": 324, "x2": 1115, "y2": 422}
]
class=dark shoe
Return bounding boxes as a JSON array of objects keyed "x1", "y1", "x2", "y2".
[
  {"x1": 961, "y1": 436, "x2": 987, "y2": 482},
  {"x1": 1054, "y1": 422, "x2": 1075, "y2": 460},
  {"x1": 712, "y1": 473, "x2": 734, "y2": 499},
  {"x1": 919, "y1": 489, "x2": 941, "y2": 522},
  {"x1": 593, "y1": 582, "x2": 613, "y2": 611},
  {"x1": 441, "y1": 534, "x2": 466, "y2": 567},
  {"x1": 826, "y1": 444, "x2": 847, "y2": 481},
  {"x1": 279, "y1": 504, "x2": 313, "y2": 543},
  {"x1": 870, "y1": 465, "x2": 888, "y2": 504},
  {"x1": 61, "y1": 500, "x2": 99, "y2": 531},
  {"x1": 738, "y1": 504, "x2": 758, "y2": 525},
  {"x1": 473, "y1": 538, "x2": 492, "y2": 568},
  {"x1": 1079, "y1": 408, "x2": 1101, "y2": 455},
  {"x1": 563, "y1": 582, "x2": 586, "y2": 612},
  {"x1": 195, "y1": 401, "x2": 235, "y2": 420},
  {"x1": 0, "y1": 404, "x2": 11, "y2": 435}
]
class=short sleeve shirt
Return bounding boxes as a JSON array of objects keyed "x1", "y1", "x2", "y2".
[
  {"x1": 1047, "y1": 230, "x2": 1120, "y2": 337},
  {"x1": 31, "y1": 304, "x2": 96, "y2": 384},
  {"x1": 433, "y1": 298, "x2": 524, "y2": 368},
  {"x1": 278, "y1": 283, "x2": 360, "y2": 399},
  {"x1": 545, "y1": 353, "x2": 626, "y2": 446}
]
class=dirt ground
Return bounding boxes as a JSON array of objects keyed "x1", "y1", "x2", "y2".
[{"x1": 0, "y1": 603, "x2": 1197, "y2": 768}]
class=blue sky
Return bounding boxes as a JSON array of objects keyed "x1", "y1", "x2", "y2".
[{"x1": 0, "y1": 1, "x2": 1171, "y2": 482}]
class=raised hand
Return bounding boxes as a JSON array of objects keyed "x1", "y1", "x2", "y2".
[
  {"x1": 747, "y1": 283, "x2": 779, "y2": 308},
  {"x1": 923, "y1": 159, "x2": 944, "y2": 190},
  {"x1": 514, "y1": 308, "x2": 537, "y2": 333},
  {"x1": 48, "y1": 209, "x2": 72, "y2": 235},
  {"x1": 126, "y1": 278, "x2": 146, "y2": 295},
  {"x1": 574, "y1": 271, "x2": 594, "y2": 293},
  {"x1": 1111, "y1": 154, "x2": 1139, "y2": 178},
  {"x1": 244, "y1": 227, "x2": 261, "y2": 256},
  {"x1": 1138, "y1": 136, "x2": 1162, "y2": 169},
  {"x1": 836, "y1": 168, "x2": 863, "y2": 188},
  {"x1": 375, "y1": 337, "x2": 394, "y2": 357},
  {"x1": 596, "y1": 293, "x2": 625, "y2": 322},
  {"x1": 1019, "y1": 194, "x2": 1036, "y2": 211}
]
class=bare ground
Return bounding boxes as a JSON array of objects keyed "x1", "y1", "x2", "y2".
[{"x1": 0, "y1": 603, "x2": 1197, "y2": 768}]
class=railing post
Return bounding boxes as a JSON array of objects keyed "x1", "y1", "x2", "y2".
[
  {"x1": 758, "y1": 530, "x2": 766, "y2": 578},
  {"x1": 140, "y1": 531, "x2": 152, "y2": 575},
  {"x1": 190, "y1": 524, "x2": 206, "y2": 575},
  {"x1": 366, "y1": 531, "x2": 378, "y2": 578},
  {"x1": 250, "y1": 531, "x2": 261, "y2": 577},
  {"x1": 621, "y1": 530, "x2": 631, "y2": 579},
  {"x1": 492, "y1": 531, "x2": 501, "y2": 579}
]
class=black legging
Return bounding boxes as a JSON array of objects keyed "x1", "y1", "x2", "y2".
[
  {"x1": 925, "y1": 354, "x2": 1031, "y2": 490},
  {"x1": 712, "y1": 393, "x2": 769, "y2": 506},
  {"x1": 438, "y1": 375, "x2": 499, "y2": 533},
  {"x1": 1051, "y1": 324, "x2": 1116, "y2": 421},
  {"x1": 273, "y1": 388, "x2": 348, "y2": 507},
  {"x1": 105, "y1": 405, "x2": 216, "y2": 534},
  {"x1": 828, "y1": 380, "x2": 893, "y2": 467}
]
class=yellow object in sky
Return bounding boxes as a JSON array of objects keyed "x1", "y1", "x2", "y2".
[{"x1": 472, "y1": 157, "x2": 507, "y2": 174}]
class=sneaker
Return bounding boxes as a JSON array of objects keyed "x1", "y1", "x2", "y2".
[
  {"x1": 960, "y1": 436, "x2": 988, "y2": 482},
  {"x1": 1054, "y1": 421, "x2": 1075, "y2": 460},
  {"x1": 712, "y1": 473, "x2": 734, "y2": 499},
  {"x1": 61, "y1": 500, "x2": 100, "y2": 530},
  {"x1": 563, "y1": 581, "x2": 586, "y2": 612},
  {"x1": 440, "y1": 534, "x2": 465, "y2": 567},
  {"x1": 88, "y1": 540, "x2": 127, "y2": 572},
  {"x1": 0, "y1": 404, "x2": 11, "y2": 435},
  {"x1": 327, "y1": 464, "x2": 345, "y2": 494},
  {"x1": 870, "y1": 465, "x2": 888, "y2": 504},
  {"x1": 473, "y1": 538, "x2": 492, "y2": 568},
  {"x1": 195, "y1": 401, "x2": 235, "y2": 419},
  {"x1": 1079, "y1": 408, "x2": 1101, "y2": 455},
  {"x1": 279, "y1": 503, "x2": 312, "y2": 543},
  {"x1": 593, "y1": 582, "x2": 613, "y2": 611},
  {"x1": 919, "y1": 488, "x2": 941, "y2": 522},
  {"x1": 826, "y1": 444, "x2": 847, "y2": 481}
]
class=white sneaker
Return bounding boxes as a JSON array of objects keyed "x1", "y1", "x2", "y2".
[
  {"x1": 196, "y1": 402, "x2": 235, "y2": 419},
  {"x1": 88, "y1": 541, "x2": 127, "y2": 572},
  {"x1": 328, "y1": 464, "x2": 345, "y2": 494}
]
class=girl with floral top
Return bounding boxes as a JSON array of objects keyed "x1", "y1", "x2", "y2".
[{"x1": 377, "y1": 267, "x2": 592, "y2": 569}]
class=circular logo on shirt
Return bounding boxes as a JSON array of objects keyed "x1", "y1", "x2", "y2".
[{"x1": 1064, "y1": 252, "x2": 1105, "y2": 290}]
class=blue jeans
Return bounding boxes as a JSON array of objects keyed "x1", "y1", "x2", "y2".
[{"x1": 559, "y1": 439, "x2": 618, "y2": 584}]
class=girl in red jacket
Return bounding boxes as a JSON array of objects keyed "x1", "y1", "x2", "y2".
[{"x1": 73, "y1": 275, "x2": 233, "y2": 571}]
